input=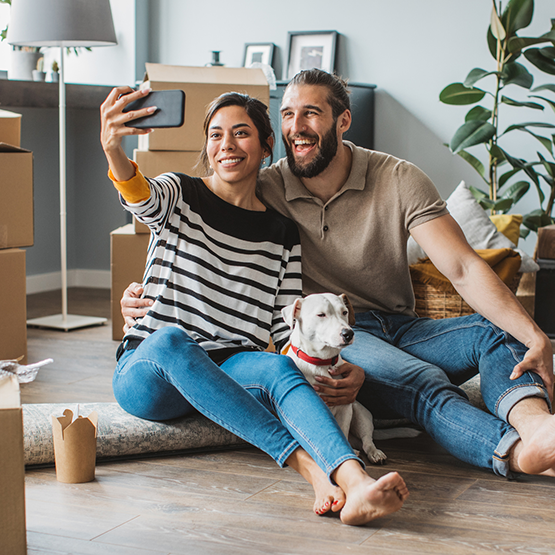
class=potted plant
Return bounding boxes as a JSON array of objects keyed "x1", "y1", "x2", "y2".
[{"x1": 439, "y1": 0, "x2": 555, "y2": 236}]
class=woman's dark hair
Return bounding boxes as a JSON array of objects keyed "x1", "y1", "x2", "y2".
[
  {"x1": 199, "y1": 92, "x2": 274, "y2": 175},
  {"x1": 287, "y1": 69, "x2": 351, "y2": 120}
]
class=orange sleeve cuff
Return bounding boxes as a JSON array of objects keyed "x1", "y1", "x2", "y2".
[{"x1": 108, "y1": 160, "x2": 151, "y2": 204}]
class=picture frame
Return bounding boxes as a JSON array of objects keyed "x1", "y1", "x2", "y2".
[
  {"x1": 243, "y1": 43, "x2": 275, "y2": 69},
  {"x1": 285, "y1": 31, "x2": 338, "y2": 80}
]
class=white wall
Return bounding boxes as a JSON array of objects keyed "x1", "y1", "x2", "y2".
[{"x1": 150, "y1": 0, "x2": 554, "y2": 255}]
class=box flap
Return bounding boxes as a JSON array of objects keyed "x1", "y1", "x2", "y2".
[
  {"x1": 0, "y1": 374, "x2": 21, "y2": 409},
  {"x1": 144, "y1": 63, "x2": 268, "y2": 86},
  {"x1": 0, "y1": 109, "x2": 22, "y2": 120},
  {"x1": 0, "y1": 142, "x2": 31, "y2": 154}
]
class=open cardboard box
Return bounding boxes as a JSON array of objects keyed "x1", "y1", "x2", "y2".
[
  {"x1": 0, "y1": 109, "x2": 22, "y2": 147},
  {"x1": 0, "y1": 143, "x2": 34, "y2": 249},
  {"x1": 137, "y1": 63, "x2": 270, "y2": 152},
  {"x1": 0, "y1": 374, "x2": 27, "y2": 555}
]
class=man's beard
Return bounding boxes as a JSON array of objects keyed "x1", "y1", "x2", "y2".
[{"x1": 283, "y1": 122, "x2": 338, "y2": 179}]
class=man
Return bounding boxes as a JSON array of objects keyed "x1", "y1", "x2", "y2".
[{"x1": 122, "y1": 69, "x2": 554, "y2": 480}]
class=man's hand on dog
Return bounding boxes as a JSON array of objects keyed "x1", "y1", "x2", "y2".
[
  {"x1": 121, "y1": 282, "x2": 152, "y2": 333},
  {"x1": 313, "y1": 363, "x2": 365, "y2": 406}
]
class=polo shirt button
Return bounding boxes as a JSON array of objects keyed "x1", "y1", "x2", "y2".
[
  {"x1": 323, "y1": 225, "x2": 329, "y2": 232},
  {"x1": 324, "y1": 206, "x2": 329, "y2": 211}
]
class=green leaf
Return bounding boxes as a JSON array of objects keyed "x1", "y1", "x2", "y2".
[
  {"x1": 450, "y1": 121, "x2": 496, "y2": 153},
  {"x1": 502, "y1": 62, "x2": 534, "y2": 88},
  {"x1": 491, "y1": 4, "x2": 506, "y2": 41},
  {"x1": 478, "y1": 197, "x2": 497, "y2": 210},
  {"x1": 524, "y1": 48, "x2": 555, "y2": 75},
  {"x1": 439, "y1": 83, "x2": 486, "y2": 105},
  {"x1": 493, "y1": 198, "x2": 515, "y2": 212},
  {"x1": 531, "y1": 84, "x2": 555, "y2": 94},
  {"x1": 468, "y1": 185, "x2": 489, "y2": 200},
  {"x1": 500, "y1": 180, "x2": 530, "y2": 203},
  {"x1": 465, "y1": 106, "x2": 492, "y2": 122},
  {"x1": 538, "y1": 152, "x2": 555, "y2": 177},
  {"x1": 522, "y1": 209, "x2": 553, "y2": 231},
  {"x1": 456, "y1": 149, "x2": 487, "y2": 180},
  {"x1": 504, "y1": 121, "x2": 555, "y2": 133},
  {"x1": 499, "y1": 168, "x2": 521, "y2": 188},
  {"x1": 490, "y1": 144, "x2": 507, "y2": 163},
  {"x1": 464, "y1": 68, "x2": 496, "y2": 87},
  {"x1": 528, "y1": 95, "x2": 555, "y2": 114},
  {"x1": 501, "y1": 95, "x2": 544, "y2": 109},
  {"x1": 502, "y1": 0, "x2": 534, "y2": 34},
  {"x1": 508, "y1": 31, "x2": 555, "y2": 53}
]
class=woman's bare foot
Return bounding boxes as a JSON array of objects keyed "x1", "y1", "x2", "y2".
[
  {"x1": 285, "y1": 448, "x2": 346, "y2": 515},
  {"x1": 311, "y1": 471, "x2": 346, "y2": 515},
  {"x1": 331, "y1": 459, "x2": 408, "y2": 526}
]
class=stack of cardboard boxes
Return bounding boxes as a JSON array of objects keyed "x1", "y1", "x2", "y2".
[
  {"x1": 111, "y1": 64, "x2": 270, "y2": 340},
  {"x1": 0, "y1": 109, "x2": 33, "y2": 364}
]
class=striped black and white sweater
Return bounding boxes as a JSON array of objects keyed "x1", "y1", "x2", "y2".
[{"x1": 119, "y1": 171, "x2": 302, "y2": 355}]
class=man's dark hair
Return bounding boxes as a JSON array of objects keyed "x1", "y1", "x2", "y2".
[
  {"x1": 286, "y1": 69, "x2": 351, "y2": 119},
  {"x1": 199, "y1": 92, "x2": 274, "y2": 175}
]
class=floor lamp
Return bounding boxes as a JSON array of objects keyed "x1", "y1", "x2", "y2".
[{"x1": 8, "y1": 0, "x2": 117, "y2": 331}]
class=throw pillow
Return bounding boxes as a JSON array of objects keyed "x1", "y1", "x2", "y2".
[{"x1": 490, "y1": 214, "x2": 523, "y2": 246}]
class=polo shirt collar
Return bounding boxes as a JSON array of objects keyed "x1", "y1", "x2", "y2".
[{"x1": 282, "y1": 141, "x2": 368, "y2": 202}]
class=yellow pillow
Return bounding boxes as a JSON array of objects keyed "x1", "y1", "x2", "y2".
[{"x1": 490, "y1": 214, "x2": 522, "y2": 246}]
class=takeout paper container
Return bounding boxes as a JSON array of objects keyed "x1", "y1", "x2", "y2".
[{"x1": 52, "y1": 409, "x2": 98, "y2": 483}]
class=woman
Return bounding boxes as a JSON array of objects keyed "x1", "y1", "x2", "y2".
[{"x1": 100, "y1": 86, "x2": 408, "y2": 525}]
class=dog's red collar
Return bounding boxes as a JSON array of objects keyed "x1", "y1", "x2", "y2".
[{"x1": 290, "y1": 345, "x2": 339, "y2": 366}]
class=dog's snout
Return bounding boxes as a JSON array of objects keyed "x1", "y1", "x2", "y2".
[{"x1": 341, "y1": 328, "x2": 354, "y2": 343}]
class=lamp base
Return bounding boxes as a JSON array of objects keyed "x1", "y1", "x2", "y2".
[{"x1": 27, "y1": 314, "x2": 107, "y2": 332}]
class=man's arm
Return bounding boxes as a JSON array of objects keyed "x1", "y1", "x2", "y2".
[
  {"x1": 410, "y1": 214, "x2": 553, "y2": 399},
  {"x1": 120, "y1": 282, "x2": 153, "y2": 334}
]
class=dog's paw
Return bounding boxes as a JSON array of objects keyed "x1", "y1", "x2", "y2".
[{"x1": 366, "y1": 448, "x2": 387, "y2": 465}]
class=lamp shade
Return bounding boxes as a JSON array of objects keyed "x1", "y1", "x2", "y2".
[{"x1": 7, "y1": 0, "x2": 117, "y2": 48}]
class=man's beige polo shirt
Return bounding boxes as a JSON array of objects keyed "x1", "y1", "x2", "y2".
[{"x1": 258, "y1": 142, "x2": 448, "y2": 315}]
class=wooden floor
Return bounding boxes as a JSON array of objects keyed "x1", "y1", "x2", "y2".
[{"x1": 22, "y1": 288, "x2": 555, "y2": 555}]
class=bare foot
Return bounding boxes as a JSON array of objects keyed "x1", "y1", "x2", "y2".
[
  {"x1": 312, "y1": 471, "x2": 346, "y2": 515},
  {"x1": 517, "y1": 414, "x2": 555, "y2": 476},
  {"x1": 339, "y1": 471, "x2": 408, "y2": 526}
]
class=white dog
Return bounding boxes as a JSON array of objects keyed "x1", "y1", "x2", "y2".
[{"x1": 282, "y1": 293, "x2": 388, "y2": 464}]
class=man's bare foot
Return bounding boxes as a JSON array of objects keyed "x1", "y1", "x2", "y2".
[
  {"x1": 517, "y1": 414, "x2": 555, "y2": 476},
  {"x1": 339, "y1": 471, "x2": 408, "y2": 526}
]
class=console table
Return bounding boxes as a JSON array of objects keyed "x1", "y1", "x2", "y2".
[{"x1": 0, "y1": 79, "x2": 113, "y2": 109}]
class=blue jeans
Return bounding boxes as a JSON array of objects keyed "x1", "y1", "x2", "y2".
[
  {"x1": 342, "y1": 311, "x2": 550, "y2": 478},
  {"x1": 113, "y1": 327, "x2": 361, "y2": 479}
]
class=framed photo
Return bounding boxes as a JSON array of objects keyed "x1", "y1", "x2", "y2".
[
  {"x1": 285, "y1": 31, "x2": 338, "y2": 80},
  {"x1": 243, "y1": 43, "x2": 275, "y2": 68}
]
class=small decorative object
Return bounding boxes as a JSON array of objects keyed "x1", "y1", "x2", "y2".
[
  {"x1": 243, "y1": 42, "x2": 275, "y2": 69},
  {"x1": 49, "y1": 59, "x2": 59, "y2": 82},
  {"x1": 439, "y1": 0, "x2": 555, "y2": 238},
  {"x1": 206, "y1": 50, "x2": 224, "y2": 67},
  {"x1": 31, "y1": 55, "x2": 45, "y2": 81},
  {"x1": 285, "y1": 30, "x2": 337, "y2": 80}
]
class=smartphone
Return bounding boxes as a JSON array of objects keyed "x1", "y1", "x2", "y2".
[{"x1": 123, "y1": 89, "x2": 185, "y2": 129}]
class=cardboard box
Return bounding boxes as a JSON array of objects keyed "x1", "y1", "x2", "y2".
[
  {"x1": 537, "y1": 224, "x2": 555, "y2": 260},
  {"x1": 137, "y1": 63, "x2": 269, "y2": 152},
  {"x1": 132, "y1": 149, "x2": 203, "y2": 234},
  {"x1": 0, "y1": 109, "x2": 22, "y2": 147},
  {"x1": 111, "y1": 224, "x2": 151, "y2": 341},
  {"x1": 0, "y1": 375, "x2": 27, "y2": 555},
  {"x1": 0, "y1": 249, "x2": 27, "y2": 363},
  {"x1": 0, "y1": 144, "x2": 34, "y2": 249}
]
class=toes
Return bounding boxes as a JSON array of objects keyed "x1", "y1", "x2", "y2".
[{"x1": 314, "y1": 500, "x2": 331, "y2": 515}]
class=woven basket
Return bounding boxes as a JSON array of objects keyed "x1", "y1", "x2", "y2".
[{"x1": 411, "y1": 272, "x2": 522, "y2": 320}]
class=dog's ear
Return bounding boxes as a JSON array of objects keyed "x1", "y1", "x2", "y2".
[
  {"x1": 281, "y1": 298, "x2": 303, "y2": 329},
  {"x1": 340, "y1": 294, "x2": 356, "y2": 326}
]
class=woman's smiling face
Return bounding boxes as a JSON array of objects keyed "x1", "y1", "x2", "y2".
[{"x1": 206, "y1": 105, "x2": 266, "y2": 186}]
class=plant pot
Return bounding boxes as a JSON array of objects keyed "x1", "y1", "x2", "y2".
[
  {"x1": 32, "y1": 70, "x2": 46, "y2": 82},
  {"x1": 9, "y1": 50, "x2": 42, "y2": 81},
  {"x1": 49, "y1": 72, "x2": 59, "y2": 83}
]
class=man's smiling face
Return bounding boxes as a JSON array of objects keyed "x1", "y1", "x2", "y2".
[{"x1": 280, "y1": 84, "x2": 340, "y2": 179}]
